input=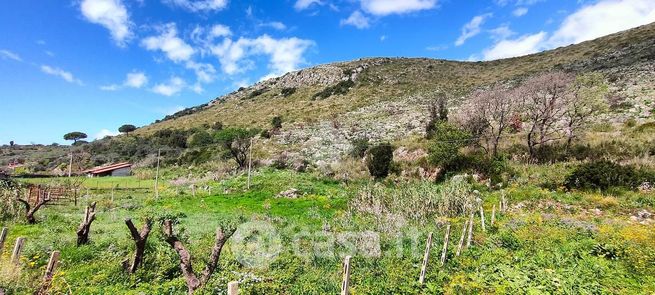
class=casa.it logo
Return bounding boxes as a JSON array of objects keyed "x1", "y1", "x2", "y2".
[{"x1": 230, "y1": 221, "x2": 282, "y2": 269}]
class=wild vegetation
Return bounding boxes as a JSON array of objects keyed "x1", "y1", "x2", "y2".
[{"x1": 1, "y1": 23, "x2": 655, "y2": 294}]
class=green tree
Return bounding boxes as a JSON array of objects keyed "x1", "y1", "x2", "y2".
[
  {"x1": 119, "y1": 124, "x2": 137, "y2": 135},
  {"x1": 64, "y1": 132, "x2": 88, "y2": 144},
  {"x1": 366, "y1": 143, "x2": 394, "y2": 179},
  {"x1": 428, "y1": 122, "x2": 472, "y2": 167},
  {"x1": 214, "y1": 128, "x2": 258, "y2": 168},
  {"x1": 187, "y1": 130, "x2": 213, "y2": 148}
]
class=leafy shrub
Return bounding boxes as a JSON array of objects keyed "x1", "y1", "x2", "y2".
[
  {"x1": 441, "y1": 153, "x2": 512, "y2": 184},
  {"x1": 271, "y1": 116, "x2": 283, "y2": 129},
  {"x1": 366, "y1": 143, "x2": 394, "y2": 179},
  {"x1": 623, "y1": 118, "x2": 637, "y2": 128},
  {"x1": 211, "y1": 121, "x2": 223, "y2": 131},
  {"x1": 313, "y1": 79, "x2": 355, "y2": 100},
  {"x1": 281, "y1": 87, "x2": 296, "y2": 97},
  {"x1": 564, "y1": 160, "x2": 653, "y2": 191},
  {"x1": 247, "y1": 88, "x2": 268, "y2": 99},
  {"x1": 427, "y1": 122, "x2": 471, "y2": 167},
  {"x1": 349, "y1": 138, "x2": 369, "y2": 159},
  {"x1": 187, "y1": 130, "x2": 213, "y2": 148}
]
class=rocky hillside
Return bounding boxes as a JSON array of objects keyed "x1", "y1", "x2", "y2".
[{"x1": 137, "y1": 22, "x2": 655, "y2": 163}]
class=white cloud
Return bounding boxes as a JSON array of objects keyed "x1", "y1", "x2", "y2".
[
  {"x1": 456, "y1": 13, "x2": 492, "y2": 46},
  {"x1": 94, "y1": 129, "x2": 120, "y2": 140},
  {"x1": 125, "y1": 71, "x2": 148, "y2": 88},
  {"x1": 294, "y1": 0, "x2": 323, "y2": 11},
  {"x1": 489, "y1": 25, "x2": 515, "y2": 41},
  {"x1": 40, "y1": 65, "x2": 83, "y2": 85},
  {"x1": 101, "y1": 71, "x2": 148, "y2": 91},
  {"x1": 0, "y1": 49, "x2": 22, "y2": 62},
  {"x1": 152, "y1": 76, "x2": 186, "y2": 96},
  {"x1": 80, "y1": 0, "x2": 132, "y2": 46},
  {"x1": 513, "y1": 7, "x2": 528, "y2": 17},
  {"x1": 262, "y1": 21, "x2": 287, "y2": 31},
  {"x1": 211, "y1": 35, "x2": 314, "y2": 78},
  {"x1": 549, "y1": 0, "x2": 655, "y2": 47},
  {"x1": 482, "y1": 31, "x2": 546, "y2": 60},
  {"x1": 185, "y1": 61, "x2": 217, "y2": 83},
  {"x1": 142, "y1": 23, "x2": 195, "y2": 62},
  {"x1": 210, "y1": 24, "x2": 232, "y2": 38},
  {"x1": 360, "y1": 0, "x2": 437, "y2": 16},
  {"x1": 165, "y1": 0, "x2": 228, "y2": 12},
  {"x1": 340, "y1": 11, "x2": 371, "y2": 29},
  {"x1": 480, "y1": 0, "x2": 655, "y2": 61}
]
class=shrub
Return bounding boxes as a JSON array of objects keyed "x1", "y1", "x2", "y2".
[
  {"x1": 624, "y1": 118, "x2": 637, "y2": 128},
  {"x1": 313, "y1": 79, "x2": 355, "y2": 100},
  {"x1": 366, "y1": 143, "x2": 394, "y2": 179},
  {"x1": 212, "y1": 121, "x2": 224, "y2": 131},
  {"x1": 247, "y1": 88, "x2": 268, "y2": 99},
  {"x1": 427, "y1": 122, "x2": 471, "y2": 167},
  {"x1": 281, "y1": 87, "x2": 296, "y2": 97},
  {"x1": 271, "y1": 116, "x2": 283, "y2": 129},
  {"x1": 441, "y1": 153, "x2": 512, "y2": 184},
  {"x1": 349, "y1": 138, "x2": 369, "y2": 159},
  {"x1": 187, "y1": 130, "x2": 213, "y2": 148},
  {"x1": 635, "y1": 122, "x2": 655, "y2": 133},
  {"x1": 564, "y1": 160, "x2": 653, "y2": 191}
]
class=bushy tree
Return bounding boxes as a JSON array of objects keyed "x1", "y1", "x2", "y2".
[
  {"x1": 366, "y1": 143, "x2": 394, "y2": 179},
  {"x1": 214, "y1": 128, "x2": 258, "y2": 168},
  {"x1": 565, "y1": 160, "x2": 653, "y2": 191},
  {"x1": 64, "y1": 132, "x2": 88, "y2": 143},
  {"x1": 119, "y1": 124, "x2": 137, "y2": 135},
  {"x1": 187, "y1": 130, "x2": 213, "y2": 148},
  {"x1": 428, "y1": 122, "x2": 472, "y2": 167}
]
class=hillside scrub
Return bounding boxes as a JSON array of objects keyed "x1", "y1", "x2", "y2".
[
  {"x1": 366, "y1": 143, "x2": 394, "y2": 179},
  {"x1": 565, "y1": 160, "x2": 654, "y2": 191}
]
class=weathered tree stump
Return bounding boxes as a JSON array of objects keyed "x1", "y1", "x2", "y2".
[
  {"x1": 163, "y1": 220, "x2": 234, "y2": 294},
  {"x1": 77, "y1": 202, "x2": 97, "y2": 246},
  {"x1": 125, "y1": 218, "x2": 153, "y2": 273}
]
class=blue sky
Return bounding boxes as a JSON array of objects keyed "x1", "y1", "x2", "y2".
[{"x1": 1, "y1": 0, "x2": 654, "y2": 145}]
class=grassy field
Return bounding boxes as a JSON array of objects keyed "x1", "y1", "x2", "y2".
[{"x1": 1, "y1": 168, "x2": 654, "y2": 294}]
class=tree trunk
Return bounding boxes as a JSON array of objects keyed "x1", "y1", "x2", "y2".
[
  {"x1": 125, "y1": 218, "x2": 152, "y2": 273},
  {"x1": 163, "y1": 220, "x2": 234, "y2": 294},
  {"x1": 77, "y1": 203, "x2": 97, "y2": 246},
  {"x1": 16, "y1": 191, "x2": 49, "y2": 224}
]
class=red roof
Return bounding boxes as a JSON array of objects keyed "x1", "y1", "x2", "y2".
[{"x1": 84, "y1": 162, "x2": 132, "y2": 174}]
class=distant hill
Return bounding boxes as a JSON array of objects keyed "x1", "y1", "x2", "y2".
[{"x1": 119, "y1": 22, "x2": 655, "y2": 162}]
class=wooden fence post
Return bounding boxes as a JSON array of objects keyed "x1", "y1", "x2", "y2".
[
  {"x1": 36, "y1": 251, "x2": 60, "y2": 295},
  {"x1": 440, "y1": 224, "x2": 451, "y2": 266},
  {"x1": 466, "y1": 211, "x2": 474, "y2": 248},
  {"x1": 418, "y1": 232, "x2": 433, "y2": 284},
  {"x1": 479, "y1": 206, "x2": 486, "y2": 232},
  {"x1": 341, "y1": 256, "x2": 352, "y2": 295},
  {"x1": 491, "y1": 205, "x2": 496, "y2": 226},
  {"x1": 456, "y1": 221, "x2": 467, "y2": 256},
  {"x1": 11, "y1": 237, "x2": 25, "y2": 265},
  {"x1": 0, "y1": 227, "x2": 7, "y2": 253},
  {"x1": 228, "y1": 281, "x2": 239, "y2": 295}
]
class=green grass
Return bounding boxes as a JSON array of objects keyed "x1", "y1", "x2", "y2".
[{"x1": 2, "y1": 169, "x2": 655, "y2": 294}]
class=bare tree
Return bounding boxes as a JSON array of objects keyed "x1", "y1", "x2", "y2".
[
  {"x1": 426, "y1": 94, "x2": 449, "y2": 139},
  {"x1": 564, "y1": 72, "x2": 609, "y2": 148},
  {"x1": 456, "y1": 85, "x2": 519, "y2": 156},
  {"x1": 518, "y1": 72, "x2": 574, "y2": 159},
  {"x1": 125, "y1": 218, "x2": 153, "y2": 273},
  {"x1": 16, "y1": 189, "x2": 49, "y2": 224},
  {"x1": 77, "y1": 202, "x2": 97, "y2": 246},
  {"x1": 163, "y1": 220, "x2": 235, "y2": 294}
]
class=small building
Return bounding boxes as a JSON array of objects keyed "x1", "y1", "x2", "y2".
[{"x1": 84, "y1": 162, "x2": 132, "y2": 177}]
